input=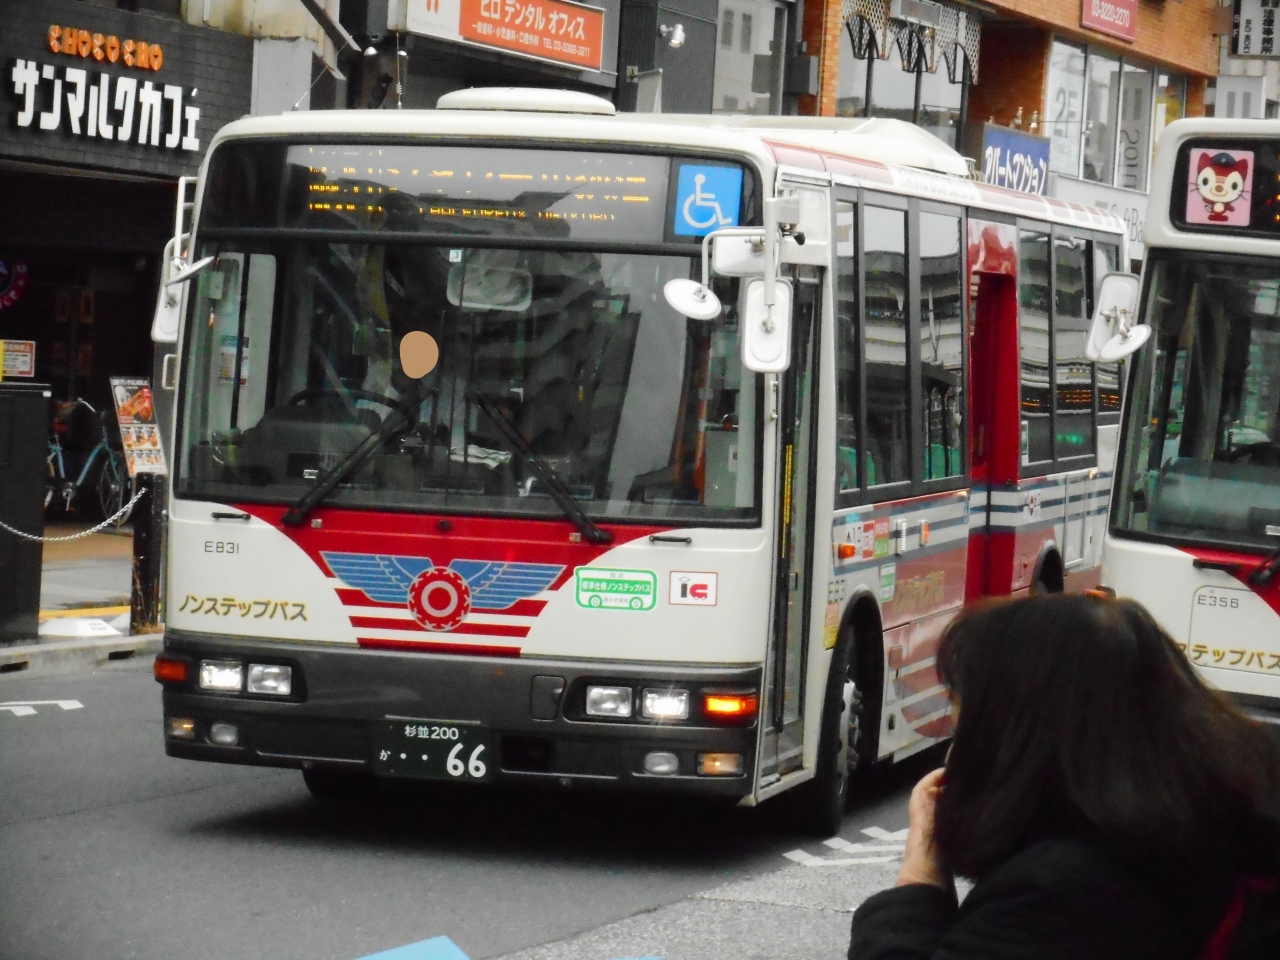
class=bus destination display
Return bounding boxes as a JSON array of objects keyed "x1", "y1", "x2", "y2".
[{"x1": 284, "y1": 144, "x2": 671, "y2": 242}]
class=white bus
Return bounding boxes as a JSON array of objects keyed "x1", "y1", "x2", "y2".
[
  {"x1": 1101, "y1": 118, "x2": 1280, "y2": 719},
  {"x1": 152, "y1": 89, "x2": 1127, "y2": 832}
]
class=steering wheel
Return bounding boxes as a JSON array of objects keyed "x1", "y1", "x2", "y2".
[
  {"x1": 1223, "y1": 442, "x2": 1280, "y2": 468},
  {"x1": 285, "y1": 387, "x2": 409, "y2": 418}
]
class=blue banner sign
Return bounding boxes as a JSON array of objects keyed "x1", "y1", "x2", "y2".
[{"x1": 981, "y1": 123, "x2": 1051, "y2": 196}]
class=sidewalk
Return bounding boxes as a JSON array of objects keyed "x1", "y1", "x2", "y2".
[{"x1": 0, "y1": 522, "x2": 162, "y2": 681}]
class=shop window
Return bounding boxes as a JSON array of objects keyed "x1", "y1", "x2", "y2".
[
  {"x1": 1155, "y1": 73, "x2": 1186, "y2": 139},
  {"x1": 721, "y1": 9, "x2": 734, "y2": 49},
  {"x1": 1047, "y1": 40, "x2": 1087, "y2": 176},
  {"x1": 919, "y1": 212, "x2": 964, "y2": 479},
  {"x1": 864, "y1": 207, "x2": 910, "y2": 487},
  {"x1": 1019, "y1": 229, "x2": 1052, "y2": 467},
  {"x1": 1083, "y1": 51, "x2": 1121, "y2": 186},
  {"x1": 1117, "y1": 63, "x2": 1153, "y2": 192},
  {"x1": 1054, "y1": 236, "x2": 1095, "y2": 459},
  {"x1": 834, "y1": 201, "x2": 860, "y2": 492}
]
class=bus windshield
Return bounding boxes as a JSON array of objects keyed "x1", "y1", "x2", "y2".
[
  {"x1": 175, "y1": 239, "x2": 758, "y2": 524},
  {"x1": 1113, "y1": 252, "x2": 1280, "y2": 551}
]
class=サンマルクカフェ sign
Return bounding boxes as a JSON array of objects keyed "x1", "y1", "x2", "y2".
[{"x1": 3, "y1": 0, "x2": 251, "y2": 179}]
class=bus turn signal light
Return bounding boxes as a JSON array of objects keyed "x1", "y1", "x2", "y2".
[
  {"x1": 153, "y1": 656, "x2": 188, "y2": 684},
  {"x1": 703, "y1": 693, "x2": 758, "y2": 720},
  {"x1": 837, "y1": 543, "x2": 857, "y2": 560}
]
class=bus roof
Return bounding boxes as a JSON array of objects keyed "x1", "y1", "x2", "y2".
[
  {"x1": 1147, "y1": 117, "x2": 1280, "y2": 256},
  {"x1": 203, "y1": 100, "x2": 1126, "y2": 237}
]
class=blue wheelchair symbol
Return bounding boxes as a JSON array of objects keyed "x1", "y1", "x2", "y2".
[{"x1": 673, "y1": 165, "x2": 743, "y2": 237}]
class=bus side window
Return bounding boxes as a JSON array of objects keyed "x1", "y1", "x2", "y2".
[
  {"x1": 1053, "y1": 235, "x2": 1095, "y2": 459},
  {"x1": 834, "y1": 200, "x2": 862, "y2": 494},
  {"x1": 1018, "y1": 229, "x2": 1053, "y2": 468},
  {"x1": 919, "y1": 212, "x2": 964, "y2": 480},
  {"x1": 864, "y1": 206, "x2": 910, "y2": 487}
]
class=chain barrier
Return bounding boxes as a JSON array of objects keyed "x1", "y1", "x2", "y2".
[{"x1": 0, "y1": 487, "x2": 146, "y2": 543}]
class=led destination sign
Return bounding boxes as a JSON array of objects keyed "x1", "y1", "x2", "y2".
[{"x1": 200, "y1": 142, "x2": 751, "y2": 244}]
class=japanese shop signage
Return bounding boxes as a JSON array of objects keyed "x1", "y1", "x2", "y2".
[
  {"x1": 980, "y1": 124, "x2": 1050, "y2": 195},
  {"x1": 1232, "y1": 0, "x2": 1280, "y2": 58},
  {"x1": 10, "y1": 25, "x2": 200, "y2": 153},
  {"x1": 407, "y1": 0, "x2": 606, "y2": 72},
  {"x1": 1081, "y1": 0, "x2": 1137, "y2": 43},
  {"x1": 1, "y1": 0, "x2": 252, "y2": 179},
  {"x1": 1050, "y1": 173, "x2": 1147, "y2": 258},
  {"x1": 0, "y1": 340, "x2": 36, "y2": 379}
]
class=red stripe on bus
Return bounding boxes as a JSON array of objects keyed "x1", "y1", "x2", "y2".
[
  {"x1": 894, "y1": 666, "x2": 942, "y2": 699},
  {"x1": 1179, "y1": 547, "x2": 1280, "y2": 617},
  {"x1": 914, "y1": 714, "x2": 955, "y2": 740},
  {"x1": 356, "y1": 637, "x2": 522, "y2": 657},
  {"x1": 337, "y1": 590, "x2": 548, "y2": 617},
  {"x1": 901, "y1": 691, "x2": 951, "y2": 723}
]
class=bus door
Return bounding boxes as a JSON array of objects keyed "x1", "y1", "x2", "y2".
[
  {"x1": 964, "y1": 219, "x2": 1021, "y2": 599},
  {"x1": 762, "y1": 270, "x2": 822, "y2": 778}
]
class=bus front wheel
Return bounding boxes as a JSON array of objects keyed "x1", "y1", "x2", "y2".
[{"x1": 798, "y1": 630, "x2": 863, "y2": 836}]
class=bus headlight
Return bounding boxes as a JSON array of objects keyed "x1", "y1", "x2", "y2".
[
  {"x1": 198, "y1": 660, "x2": 243, "y2": 692},
  {"x1": 247, "y1": 663, "x2": 292, "y2": 696},
  {"x1": 641, "y1": 688, "x2": 689, "y2": 720},
  {"x1": 586, "y1": 685, "x2": 632, "y2": 718}
]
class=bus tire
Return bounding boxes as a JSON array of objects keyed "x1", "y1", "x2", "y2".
[
  {"x1": 799, "y1": 626, "x2": 863, "y2": 836},
  {"x1": 301, "y1": 767, "x2": 376, "y2": 803}
]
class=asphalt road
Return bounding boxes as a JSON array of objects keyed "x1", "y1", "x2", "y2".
[{"x1": 0, "y1": 659, "x2": 928, "y2": 960}]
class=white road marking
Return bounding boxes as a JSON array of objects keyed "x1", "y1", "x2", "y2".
[
  {"x1": 861, "y1": 826, "x2": 909, "y2": 842},
  {"x1": 783, "y1": 848, "x2": 898, "y2": 867},
  {"x1": 824, "y1": 837, "x2": 905, "y2": 854},
  {"x1": 0, "y1": 700, "x2": 84, "y2": 717}
]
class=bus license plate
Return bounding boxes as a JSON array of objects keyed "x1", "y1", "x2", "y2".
[{"x1": 370, "y1": 719, "x2": 492, "y2": 782}]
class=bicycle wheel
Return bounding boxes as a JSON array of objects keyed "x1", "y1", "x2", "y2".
[{"x1": 97, "y1": 453, "x2": 133, "y2": 526}]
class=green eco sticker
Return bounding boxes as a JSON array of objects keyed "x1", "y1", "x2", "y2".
[
  {"x1": 879, "y1": 563, "x2": 897, "y2": 603},
  {"x1": 575, "y1": 567, "x2": 657, "y2": 611}
]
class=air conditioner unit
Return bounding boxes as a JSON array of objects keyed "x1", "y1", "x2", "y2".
[{"x1": 889, "y1": 0, "x2": 943, "y2": 29}]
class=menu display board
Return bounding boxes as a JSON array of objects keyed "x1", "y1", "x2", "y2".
[{"x1": 110, "y1": 377, "x2": 167, "y2": 477}]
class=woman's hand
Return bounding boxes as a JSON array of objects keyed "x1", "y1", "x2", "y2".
[{"x1": 895, "y1": 767, "x2": 950, "y2": 890}]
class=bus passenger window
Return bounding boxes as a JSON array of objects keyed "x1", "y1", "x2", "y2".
[
  {"x1": 1054, "y1": 236, "x2": 1095, "y2": 458},
  {"x1": 919, "y1": 212, "x2": 964, "y2": 480},
  {"x1": 1018, "y1": 230, "x2": 1052, "y2": 466},
  {"x1": 834, "y1": 201, "x2": 861, "y2": 492},
  {"x1": 864, "y1": 207, "x2": 909, "y2": 486}
]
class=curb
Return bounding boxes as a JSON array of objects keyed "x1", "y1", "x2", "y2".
[{"x1": 0, "y1": 633, "x2": 163, "y2": 681}]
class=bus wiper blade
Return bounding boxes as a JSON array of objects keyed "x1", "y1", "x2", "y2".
[
  {"x1": 1249, "y1": 542, "x2": 1280, "y2": 587},
  {"x1": 281, "y1": 406, "x2": 413, "y2": 528},
  {"x1": 471, "y1": 392, "x2": 613, "y2": 546}
]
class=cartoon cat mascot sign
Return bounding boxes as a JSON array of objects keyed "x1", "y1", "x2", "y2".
[{"x1": 1191, "y1": 150, "x2": 1251, "y2": 225}]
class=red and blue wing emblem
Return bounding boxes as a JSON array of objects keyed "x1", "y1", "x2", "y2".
[{"x1": 321, "y1": 552, "x2": 564, "y2": 650}]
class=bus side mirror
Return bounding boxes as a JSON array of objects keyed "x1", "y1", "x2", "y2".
[
  {"x1": 741, "y1": 278, "x2": 791, "y2": 373},
  {"x1": 1086, "y1": 272, "x2": 1147, "y2": 362}
]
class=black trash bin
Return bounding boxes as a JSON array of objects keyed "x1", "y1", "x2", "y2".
[{"x1": 0, "y1": 381, "x2": 51, "y2": 643}]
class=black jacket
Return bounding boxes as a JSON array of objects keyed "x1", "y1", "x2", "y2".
[{"x1": 848, "y1": 838, "x2": 1219, "y2": 960}]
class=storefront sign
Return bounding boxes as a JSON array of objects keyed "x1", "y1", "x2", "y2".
[
  {"x1": 2, "y1": 0, "x2": 251, "y2": 179},
  {"x1": 0, "y1": 256, "x2": 29, "y2": 310},
  {"x1": 981, "y1": 124, "x2": 1050, "y2": 195},
  {"x1": 1081, "y1": 0, "x2": 1137, "y2": 43},
  {"x1": 110, "y1": 377, "x2": 167, "y2": 477},
  {"x1": 10, "y1": 55, "x2": 200, "y2": 153},
  {"x1": 407, "y1": 0, "x2": 605, "y2": 72},
  {"x1": 1232, "y1": 0, "x2": 1280, "y2": 58},
  {"x1": 1050, "y1": 173, "x2": 1148, "y2": 259},
  {"x1": 0, "y1": 340, "x2": 36, "y2": 378}
]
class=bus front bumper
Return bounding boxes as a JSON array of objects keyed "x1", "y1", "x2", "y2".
[{"x1": 157, "y1": 630, "x2": 761, "y2": 798}]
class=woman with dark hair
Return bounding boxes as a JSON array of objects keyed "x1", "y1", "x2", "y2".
[{"x1": 848, "y1": 594, "x2": 1280, "y2": 960}]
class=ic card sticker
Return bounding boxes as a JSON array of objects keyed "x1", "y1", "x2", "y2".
[
  {"x1": 669, "y1": 571, "x2": 718, "y2": 606},
  {"x1": 575, "y1": 567, "x2": 657, "y2": 610}
]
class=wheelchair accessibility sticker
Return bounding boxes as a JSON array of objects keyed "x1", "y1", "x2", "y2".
[{"x1": 673, "y1": 164, "x2": 743, "y2": 237}]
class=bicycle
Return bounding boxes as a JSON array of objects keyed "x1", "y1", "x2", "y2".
[{"x1": 46, "y1": 398, "x2": 133, "y2": 526}]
